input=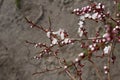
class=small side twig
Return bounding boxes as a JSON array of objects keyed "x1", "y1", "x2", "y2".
[{"x1": 89, "y1": 59, "x2": 102, "y2": 80}]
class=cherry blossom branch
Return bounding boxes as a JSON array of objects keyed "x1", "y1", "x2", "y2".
[
  {"x1": 25, "y1": 17, "x2": 47, "y2": 32},
  {"x1": 25, "y1": 1, "x2": 120, "y2": 80},
  {"x1": 107, "y1": 41, "x2": 116, "y2": 80}
]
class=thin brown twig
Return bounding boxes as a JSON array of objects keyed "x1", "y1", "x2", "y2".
[
  {"x1": 32, "y1": 67, "x2": 62, "y2": 75},
  {"x1": 107, "y1": 41, "x2": 116, "y2": 80},
  {"x1": 52, "y1": 51, "x2": 77, "y2": 80},
  {"x1": 25, "y1": 17, "x2": 47, "y2": 32},
  {"x1": 48, "y1": 16, "x2": 52, "y2": 31},
  {"x1": 89, "y1": 59, "x2": 102, "y2": 80}
]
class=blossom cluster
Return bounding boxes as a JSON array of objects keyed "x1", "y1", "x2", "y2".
[
  {"x1": 72, "y1": 2, "x2": 120, "y2": 56},
  {"x1": 71, "y1": 2, "x2": 120, "y2": 77},
  {"x1": 46, "y1": 28, "x2": 72, "y2": 45}
]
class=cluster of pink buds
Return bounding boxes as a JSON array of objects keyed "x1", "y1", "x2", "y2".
[
  {"x1": 72, "y1": 2, "x2": 108, "y2": 38},
  {"x1": 72, "y1": 2, "x2": 105, "y2": 21},
  {"x1": 103, "y1": 25, "x2": 120, "y2": 42}
]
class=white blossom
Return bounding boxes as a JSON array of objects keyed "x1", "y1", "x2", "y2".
[
  {"x1": 76, "y1": 8, "x2": 79, "y2": 11},
  {"x1": 86, "y1": 6, "x2": 89, "y2": 8},
  {"x1": 96, "y1": 5, "x2": 101, "y2": 9},
  {"x1": 89, "y1": 44, "x2": 95, "y2": 51},
  {"x1": 46, "y1": 31, "x2": 51, "y2": 38},
  {"x1": 88, "y1": 8, "x2": 92, "y2": 12},
  {"x1": 115, "y1": 26, "x2": 119, "y2": 28},
  {"x1": 64, "y1": 38, "x2": 69, "y2": 43},
  {"x1": 84, "y1": 13, "x2": 90, "y2": 18},
  {"x1": 98, "y1": 3, "x2": 102, "y2": 6},
  {"x1": 104, "y1": 65, "x2": 108, "y2": 70},
  {"x1": 102, "y1": 5, "x2": 105, "y2": 9},
  {"x1": 78, "y1": 27, "x2": 83, "y2": 37},
  {"x1": 91, "y1": 47, "x2": 95, "y2": 51},
  {"x1": 104, "y1": 71, "x2": 108, "y2": 74},
  {"x1": 61, "y1": 38, "x2": 71, "y2": 44},
  {"x1": 60, "y1": 32, "x2": 65, "y2": 40},
  {"x1": 92, "y1": 13, "x2": 98, "y2": 19},
  {"x1": 30, "y1": 25, "x2": 33, "y2": 28},
  {"x1": 53, "y1": 28, "x2": 65, "y2": 39},
  {"x1": 97, "y1": 14, "x2": 101, "y2": 18},
  {"x1": 78, "y1": 21, "x2": 84, "y2": 28},
  {"x1": 52, "y1": 38, "x2": 58, "y2": 44},
  {"x1": 93, "y1": 43, "x2": 97, "y2": 47},
  {"x1": 88, "y1": 15, "x2": 92, "y2": 18},
  {"x1": 96, "y1": 39, "x2": 99, "y2": 43},
  {"x1": 80, "y1": 15, "x2": 85, "y2": 21},
  {"x1": 79, "y1": 30, "x2": 83, "y2": 37},
  {"x1": 103, "y1": 45, "x2": 111, "y2": 54},
  {"x1": 75, "y1": 58, "x2": 79, "y2": 62},
  {"x1": 89, "y1": 44, "x2": 93, "y2": 48},
  {"x1": 78, "y1": 21, "x2": 84, "y2": 25},
  {"x1": 102, "y1": 38, "x2": 106, "y2": 42},
  {"x1": 64, "y1": 66, "x2": 67, "y2": 69},
  {"x1": 73, "y1": 9, "x2": 77, "y2": 12},
  {"x1": 96, "y1": 3, "x2": 102, "y2": 9},
  {"x1": 33, "y1": 56, "x2": 37, "y2": 59},
  {"x1": 53, "y1": 28, "x2": 63, "y2": 35},
  {"x1": 34, "y1": 44, "x2": 38, "y2": 48},
  {"x1": 78, "y1": 52, "x2": 84, "y2": 57}
]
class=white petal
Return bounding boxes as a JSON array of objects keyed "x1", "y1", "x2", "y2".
[
  {"x1": 79, "y1": 31, "x2": 83, "y2": 37},
  {"x1": 102, "y1": 5, "x2": 105, "y2": 9},
  {"x1": 60, "y1": 32, "x2": 65, "y2": 39},
  {"x1": 52, "y1": 38, "x2": 58, "y2": 44},
  {"x1": 88, "y1": 15, "x2": 92, "y2": 18},
  {"x1": 78, "y1": 28, "x2": 83, "y2": 37},
  {"x1": 64, "y1": 38, "x2": 69, "y2": 43},
  {"x1": 75, "y1": 58, "x2": 79, "y2": 62},
  {"x1": 47, "y1": 31, "x2": 51, "y2": 38},
  {"x1": 89, "y1": 45, "x2": 93, "y2": 48},
  {"x1": 92, "y1": 13, "x2": 98, "y2": 19},
  {"x1": 80, "y1": 16, "x2": 85, "y2": 20},
  {"x1": 103, "y1": 45, "x2": 111, "y2": 54},
  {"x1": 78, "y1": 21, "x2": 84, "y2": 28},
  {"x1": 104, "y1": 71, "x2": 108, "y2": 74},
  {"x1": 97, "y1": 14, "x2": 101, "y2": 18},
  {"x1": 104, "y1": 65, "x2": 108, "y2": 70},
  {"x1": 84, "y1": 13, "x2": 90, "y2": 18},
  {"x1": 96, "y1": 5, "x2": 101, "y2": 9},
  {"x1": 78, "y1": 21, "x2": 84, "y2": 25},
  {"x1": 53, "y1": 28, "x2": 64, "y2": 35},
  {"x1": 64, "y1": 66, "x2": 67, "y2": 69}
]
